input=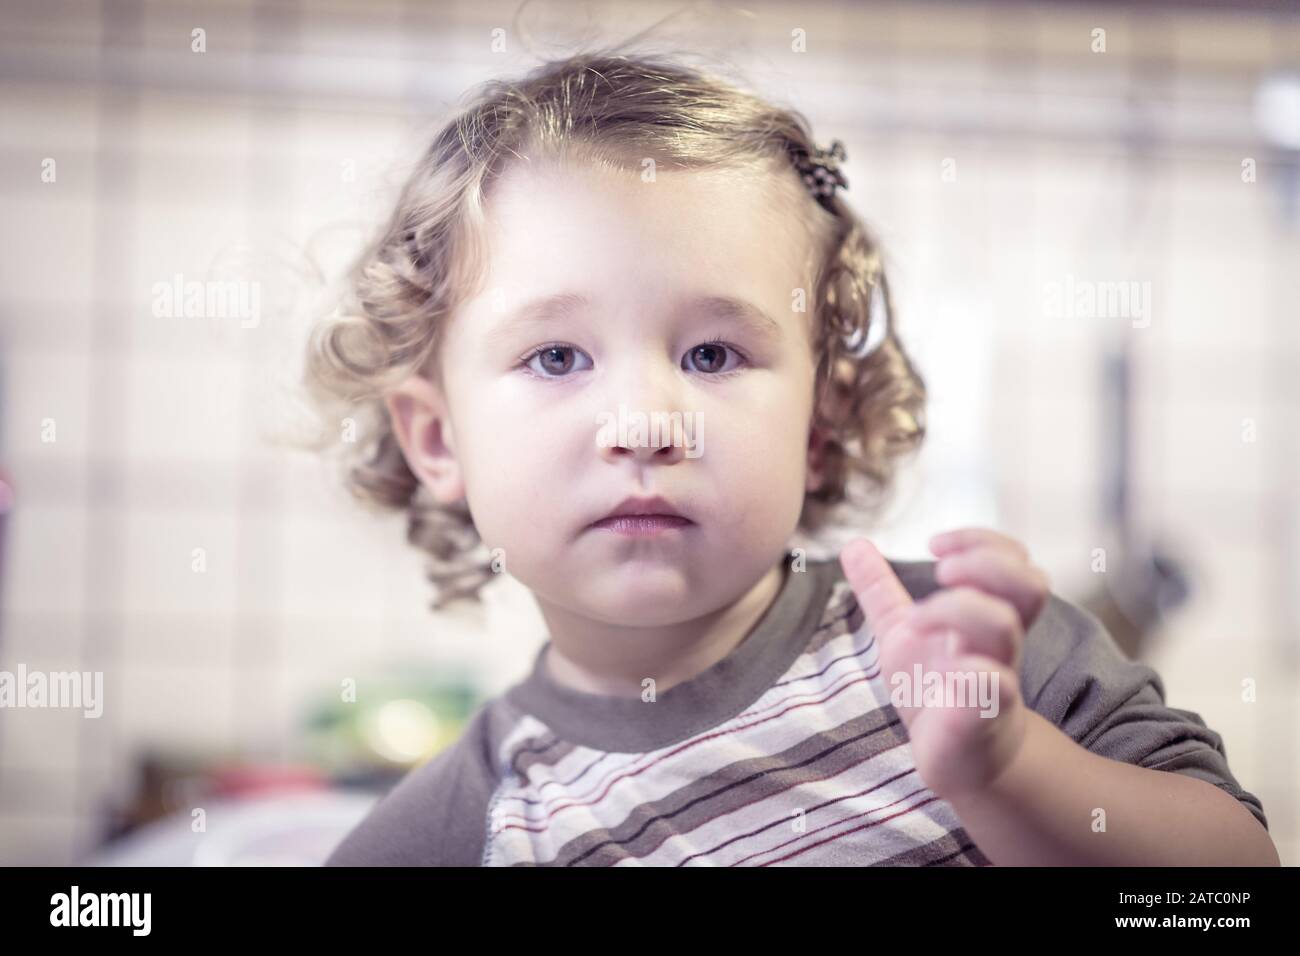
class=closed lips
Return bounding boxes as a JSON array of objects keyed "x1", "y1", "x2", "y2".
[{"x1": 592, "y1": 496, "x2": 692, "y2": 525}]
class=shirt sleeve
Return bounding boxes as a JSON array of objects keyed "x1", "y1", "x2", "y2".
[
  {"x1": 324, "y1": 703, "x2": 500, "y2": 866},
  {"x1": 1020, "y1": 592, "x2": 1268, "y2": 832}
]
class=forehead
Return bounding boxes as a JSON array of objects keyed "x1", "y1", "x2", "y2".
[{"x1": 469, "y1": 155, "x2": 819, "y2": 318}]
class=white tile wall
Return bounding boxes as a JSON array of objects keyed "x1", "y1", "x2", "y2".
[{"x1": 0, "y1": 0, "x2": 1295, "y2": 866}]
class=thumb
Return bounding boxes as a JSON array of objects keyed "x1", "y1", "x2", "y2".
[{"x1": 840, "y1": 538, "x2": 914, "y2": 638}]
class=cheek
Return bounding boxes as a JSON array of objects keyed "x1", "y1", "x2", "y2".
[
  {"x1": 699, "y1": 385, "x2": 812, "y2": 510},
  {"x1": 446, "y1": 392, "x2": 577, "y2": 543},
  {"x1": 717, "y1": 419, "x2": 809, "y2": 490}
]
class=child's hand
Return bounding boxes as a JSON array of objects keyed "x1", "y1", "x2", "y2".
[{"x1": 838, "y1": 528, "x2": 1051, "y2": 802}]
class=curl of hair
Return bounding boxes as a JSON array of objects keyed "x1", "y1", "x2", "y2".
[
  {"x1": 301, "y1": 49, "x2": 927, "y2": 611},
  {"x1": 801, "y1": 213, "x2": 927, "y2": 534}
]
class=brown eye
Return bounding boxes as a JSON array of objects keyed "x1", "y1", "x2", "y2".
[
  {"x1": 539, "y1": 347, "x2": 573, "y2": 375},
  {"x1": 524, "y1": 345, "x2": 592, "y2": 378},
  {"x1": 684, "y1": 342, "x2": 743, "y2": 375}
]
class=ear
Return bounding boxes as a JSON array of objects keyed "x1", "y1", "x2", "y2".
[
  {"x1": 806, "y1": 424, "x2": 829, "y2": 493},
  {"x1": 807, "y1": 364, "x2": 851, "y2": 494},
  {"x1": 383, "y1": 374, "x2": 466, "y2": 505}
]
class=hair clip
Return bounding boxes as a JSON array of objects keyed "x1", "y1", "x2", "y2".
[{"x1": 794, "y1": 139, "x2": 849, "y2": 209}]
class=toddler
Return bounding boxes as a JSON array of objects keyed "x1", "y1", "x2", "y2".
[{"x1": 312, "y1": 51, "x2": 1275, "y2": 866}]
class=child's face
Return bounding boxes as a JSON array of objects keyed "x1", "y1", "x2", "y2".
[{"x1": 390, "y1": 156, "x2": 826, "y2": 624}]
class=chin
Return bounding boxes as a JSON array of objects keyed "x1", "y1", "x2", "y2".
[{"x1": 578, "y1": 566, "x2": 703, "y2": 621}]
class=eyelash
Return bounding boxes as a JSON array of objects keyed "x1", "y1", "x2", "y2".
[{"x1": 517, "y1": 338, "x2": 751, "y2": 381}]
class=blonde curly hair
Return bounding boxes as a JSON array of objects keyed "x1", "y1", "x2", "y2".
[{"x1": 302, "y1": 49, "x2": 927, "y2": 610}]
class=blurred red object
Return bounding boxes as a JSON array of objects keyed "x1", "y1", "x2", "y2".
[{"x1": 210, "y1": 764, "x2": 328, "y2": 799}]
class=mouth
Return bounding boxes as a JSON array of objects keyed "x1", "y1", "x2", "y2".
[{"x1": 588, "y1": 495, "x2": 694, "y2": 538}]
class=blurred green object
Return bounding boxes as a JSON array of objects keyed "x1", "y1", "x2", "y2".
[{"x1": 304, "y1": 665, "x2": 481, "y2": 779}]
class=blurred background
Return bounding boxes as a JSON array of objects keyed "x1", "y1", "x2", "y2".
[{"x1": 0, "y1": 0, "x2": 1296, "y2": 866}]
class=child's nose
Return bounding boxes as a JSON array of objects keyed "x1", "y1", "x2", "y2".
[
  {"x1": 604, "y1": 355, "x2": 688, "y2": 419},
  {"x1": 593, "y1": 359, "x2": 697, "y2": 465},
  {"x1": 599, "y1": 433, "x2": 690, "y2": 466}
]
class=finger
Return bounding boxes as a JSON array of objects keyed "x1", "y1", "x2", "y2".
[
  {"x1": 934, "y1": 546, "x2": 1050, "y2": 632},
  {"x1": 840, "y1": 538, "x2": 914, "y2": 639},
  {"x1": 929, "y1": 527, "x2": 1029, "y2": 562},
  {"x1": 910, "y1": 587, "x2": 1023, "y2": 669},
  {"x1": 940, "y1": 654, "x2": 1022, "y2": 716}
]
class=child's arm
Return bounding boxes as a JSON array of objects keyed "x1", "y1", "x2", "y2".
[
  {"x1": 946, "y1": 708, "x2": 1279, "y2": 866},
  {"x1": 841, "y1": 529, "x2": 1279, "y2": 867}
]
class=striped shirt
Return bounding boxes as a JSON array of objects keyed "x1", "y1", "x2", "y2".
[{"x1": 326, "y1": 552, "x2": 1268, "y2": 866}]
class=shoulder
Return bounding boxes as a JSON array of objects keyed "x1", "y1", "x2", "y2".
[{"x1": 324, "y1": 696, "x2": 517, "y2": 866}]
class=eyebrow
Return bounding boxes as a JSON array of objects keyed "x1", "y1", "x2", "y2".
[
  {"x1": 482, "y1": 292, "x2": 589, "y2": 347},
  {"x1": 684, "y1": 294, "x2": 784, "y2": 342},
  {"x1": 484, "y1": 291, "x2": 785, "y2": 344}
]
